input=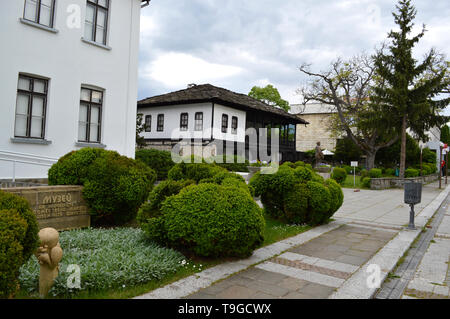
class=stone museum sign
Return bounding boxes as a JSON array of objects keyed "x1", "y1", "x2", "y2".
[{"x1": 2, "y1": 185, "x2": 90, "y2": 231}]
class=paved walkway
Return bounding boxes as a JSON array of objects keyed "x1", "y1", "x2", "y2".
[
  {"x1": 136, "y1": 181, "x2": 450, "y2": 299},
  {"x1": 401, "y1": 198, "x2": 450, "y2": 299}
]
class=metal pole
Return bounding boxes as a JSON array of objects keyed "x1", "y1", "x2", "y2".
[
  {"x1": 439, "y1": 146, "x2": 442, "y2": 189},
  {"x1": 446, "y1": 152, "x2": 448, "y2": 185},
  {"x1": 420, "y1": 147, "x2": 422, "y2": 176},
  {"x1": 354, "y1": 168, "x2": 356, "y2": 187},
  {"x1": 408, "y1": 204, "x2": 416, "y2": 230}
]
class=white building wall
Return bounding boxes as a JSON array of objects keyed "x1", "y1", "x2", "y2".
[
  {"x1": 138, "y1": 103, "x2": 214, "y2": 140},
  {"x1": 0, "y1": 0, "x2": 142, "y2": 179},
  {"x1": 212, "y1": 104, "x2": 246, "y2": 143}
]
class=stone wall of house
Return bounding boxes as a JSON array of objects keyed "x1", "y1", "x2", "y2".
[{"x1": 296, "y1": 113, "x2": 337, "y2": 152}]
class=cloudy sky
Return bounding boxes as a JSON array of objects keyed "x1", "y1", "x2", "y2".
[{"x1": 138, "y1": 0, "x2": 450, "y2": 110}]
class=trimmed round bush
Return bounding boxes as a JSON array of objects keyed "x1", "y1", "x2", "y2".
[
  {"x1": 360, "y1": 169, "x2": 368, "y2": 178},
  {"x1": 384, "y1": 168, "x2": 395, "y2": 176},
  {"x1": 137, "y1": 179, "x2": 195, "y2": 225},
  {"x1": 135, "y1": 149, "x2": 175, "y2": 180},
  {"x1": 0, "y1": 209, "x2": 29, "y2": 298},
  {"x1": 331, "y1": 167, "x2": 347, "y2": 184},
  {"x1": 405, "y1": 168, "x2": 419, "y2": 178},
  {"x1": 211, "y1": 155, "x2": 249, "y2": 172},
  {"x1": 250, "y1": 164, "x2": 343, "y2": 226},
  {"x1": 362, "y1": 177, "x2": 371, "y2": 188},
  {"x1": 295, "y1": 161, "x2": 305, "y2": 167},
  {"x1": 283, "y1": 183, "x2": 310, "y2": 224},
  {"x1": 142, "y1": 183, "x2": 265, "y2": 258},
  {"x1": 325, "y1": 179, "x2": 344, "y2": 216},
  {"x1": 0, "y1": 191, "x2": 38, "y2": 262},
  {"x1": 48, "y1": 148, "x2": 157, "y2": 226},
  {"x1": 369, "y1": 168, "x2": 382, "y2": 178},
  {"x1": 167, "y1": 162, "x2": 226, "y2": 182}
]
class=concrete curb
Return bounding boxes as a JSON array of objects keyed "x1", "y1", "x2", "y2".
[
  {"x1": 134, "y1": 222, "x2": 344, "y2": 299},
  {"x1": 330, "y1": 184, "x2": 450, "y2": 299}
]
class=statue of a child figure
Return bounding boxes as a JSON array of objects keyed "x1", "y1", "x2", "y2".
[{"x1": 35, "y1": 228, "x2": 63, "y2": 297}]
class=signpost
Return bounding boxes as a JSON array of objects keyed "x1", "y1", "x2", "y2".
[{"x1": 351, "y1": 161, "x2": 358, "y2": 187}]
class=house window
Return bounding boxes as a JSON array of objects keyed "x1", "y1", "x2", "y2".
[
  {"x1": 15, "y1": 75, "x2": 48, "y2": 139},
  {"x1": 221, "y1": 114, "x2": 228, "y2": 133},
  {"x1": 157, "y1": 114, "x2": 164, "y2": 132},
  {"x1": 78, "y1": 87, "x2": 103, "y2": 143},
  {"x1": 231, "y1": 116, "x2": 238, "y2": 134},
  {"x1": 180, "y1": 113, "x2": 188, "y2": 131},
  {"x1": 23, "y1": 0, "x2": 56, "y2": 28},
  {"x1": 84, "y1": 0, "x2": 109, "y2": 45},
  {"x1": 195, "y1": 112, "x2": 203, "y2": 131},
  {"x1": 145, "y1": 115, "x2": 151, "y2": 132}
]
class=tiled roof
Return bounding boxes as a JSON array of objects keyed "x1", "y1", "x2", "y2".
[{"x1": 138, "y1": 84, "x2": 308, "y2": 124}]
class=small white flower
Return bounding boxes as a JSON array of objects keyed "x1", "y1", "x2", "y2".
[
  {"x1": 122, "y1": 285, "x2": 126, "y2": 288},
  {"x1": 181, "y1": 260, "x2": 186, "y2": 266}
]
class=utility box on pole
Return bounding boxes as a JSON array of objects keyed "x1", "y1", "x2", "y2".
[{"x1": 404, "y1": 182, "x2": 422, "y2": 230}]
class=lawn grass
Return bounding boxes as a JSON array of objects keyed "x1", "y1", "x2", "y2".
[
  {"x1": 341, "y1": 174, "x2": 363, "y2": 189},
  {"x1": 16, "y1": 214, "x2": 311, "y2": 299}
]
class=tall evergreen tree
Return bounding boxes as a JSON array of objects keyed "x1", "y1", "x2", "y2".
[
  {"x1": 373, "y1": 0, "x2": 449, "y2": 178},
  {"x1": 441, "y1": 124, "x2": 450, "y2": 145}
]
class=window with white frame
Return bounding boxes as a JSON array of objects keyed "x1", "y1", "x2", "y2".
[
  {"x1": 15, "y1": 75, "x2": 48, "y2": 139},
  {"x1": 231, "y1": 116, "x2": 238, "y2": 134},
  {"x1": 195, "y1": 112, "x2": 203, "y2": 131},
  {"x1": 84, "y1": 0, "x2": 109, "y2": 45},
  {"x1": 221, "y1": 114, "x2": 228, "y2": 133},
  {"x1": 23, "y1": 0, "x2": 56, "y2": 28},
  {"x1": 180, "y1": 113, "x2": 188, "y2": 131},
  {"x1": 157, "y1": 114, "x2": 164, "y2": 132},
  {"x1": 78, "y1": 87, "x2": 103, "y2": 143},
  {"x1": 145, "y1": 115, "x2": 151, "y2": 132}
]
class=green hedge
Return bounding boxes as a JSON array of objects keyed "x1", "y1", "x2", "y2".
[
  {"x1": 0, "y1": 191, "x2": 39, "y2": 298},
  {"x1": 405, "y1": 168, "x2": 419, "y2": 178},
  {"x1": 369, "y1": 168, "x2": 382, "y2": 178},
  {"x1": 141, "y1": 183, "x2": 265, "y2": 258},
  {"x1": 167, "y1": 162, "x2": 226, "y2": 183},
  {"x1": 48, "y1": 148, "x2": 157, "y2": 226},
  {"x1": 331, "y1": 167, "x2": 347, "y2": 184},
  {"x1": 250, "y1": 164, "x2": 343, "y2": 225},
  {"x1": 135, "y1": 149, "x2": 175, "y2": 180},
  {"x1": 210, "y1": 155, "x2": 249, "y2": 172},
  {"x1": 362, "y1": 177, "x2": 371, "y2": 188}
]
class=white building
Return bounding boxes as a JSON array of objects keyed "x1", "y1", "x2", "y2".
[
  {"x1": 0, "y1": 0, "x2": 148, "y2": 180},
  {"x1": 138, "y1": 84, "x2": 307, "y2": 162}
]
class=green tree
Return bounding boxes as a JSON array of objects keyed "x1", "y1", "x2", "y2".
[
  {"x1": 248, "y1": 84, "x2": 290, "y2": 112},
  {"x1": 333, "y1": 136, "x2": 362, "y2": 165},
  {"x1": 136, "y1": 113, "x2": 147, "y2": 149},
  {"x1": 298, "y1": 54, "x2": 399, "y2": 169},
  {"x1": 373, "y1": 0, "x2": 449, "y2": 177},
  {"x1": 375, "y1": 133, "x2": 420, "y2": 167},
  {"x1": 440, "y1": 124, "x2": 450, "y2": 145}
]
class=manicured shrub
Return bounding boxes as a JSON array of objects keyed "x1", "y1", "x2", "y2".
[
  {"x1": 135, "y1": 149, "x2": 175, "y2": 180},
  {"x1": 48, "y1": 148, "x2": 157, "y2": 226},
  {"x1": 384, "y1": 168, "x2": 395, "y2": 176},
  {"x1": 362, "y1": 177, "x2": 371, "y2": 188},
  {"x1": 369, "y1": 168, "x2": 382, "y2": 178},
  {"x1": 0, "y1": 191, "x2": 39, "y2": 263},
  {"x1": 360, "y1": 169, "x2": 368, "y2": 178},
  {"x1": 250, "y1": 164, "x2": 343, "y2": 226},
  {"x1": 167, "y1": 162, "x2": 226, "y2": 183},
  {"x1": 305, "y1": 163, "x2": 313, "y2": 170},
  {"x1": 283, "y1": 183, "x2": 310, "y2": 224},
  {"x1": 295, "y1": 161, "x2": 305, "y2": 167},
  {"x1": 142, "y1": 183, "x2": 265, "y2": 258},
  {"x1": 0, "y1": 209, "x2": 28, "y2": 298},
  {"x1": 331, "y1": 167, "x2": 347, "y2": 184},
  {"x1": 342, "y1": 165, "x2": 353, "y2": 174},
  {"x1": 211, "y1": 155, "x2": 249, "y2": 172},
  {"x1": 405, "y1": 168, "x2": 419, "y2": 178},
  {"x1": 137, "y1": 179, "x2": 195, "y2": 224},
  {"x1": 325, "y1": 179, "x2": 344, "y2": 215}
]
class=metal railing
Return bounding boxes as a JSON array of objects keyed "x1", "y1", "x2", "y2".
[{"x1": 0, "y1": 150, "x2": 57, "y2": 184}]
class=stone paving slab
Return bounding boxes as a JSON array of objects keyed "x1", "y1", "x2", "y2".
[{"x1": 186, "y1": 225, "x2": 395, "y2": 299}]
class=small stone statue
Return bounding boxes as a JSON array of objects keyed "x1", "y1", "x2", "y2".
[
  {"x1": 35, "y1": 228, "x2": 63, "y2": 297},
  {"x1": 315, "y1": 141, "x2": 324, "y2": 167}
]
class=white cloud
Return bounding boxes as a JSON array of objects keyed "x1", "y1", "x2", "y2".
[{"x1": 141, "y1": 52, "x2": 243, "y2": 88}]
